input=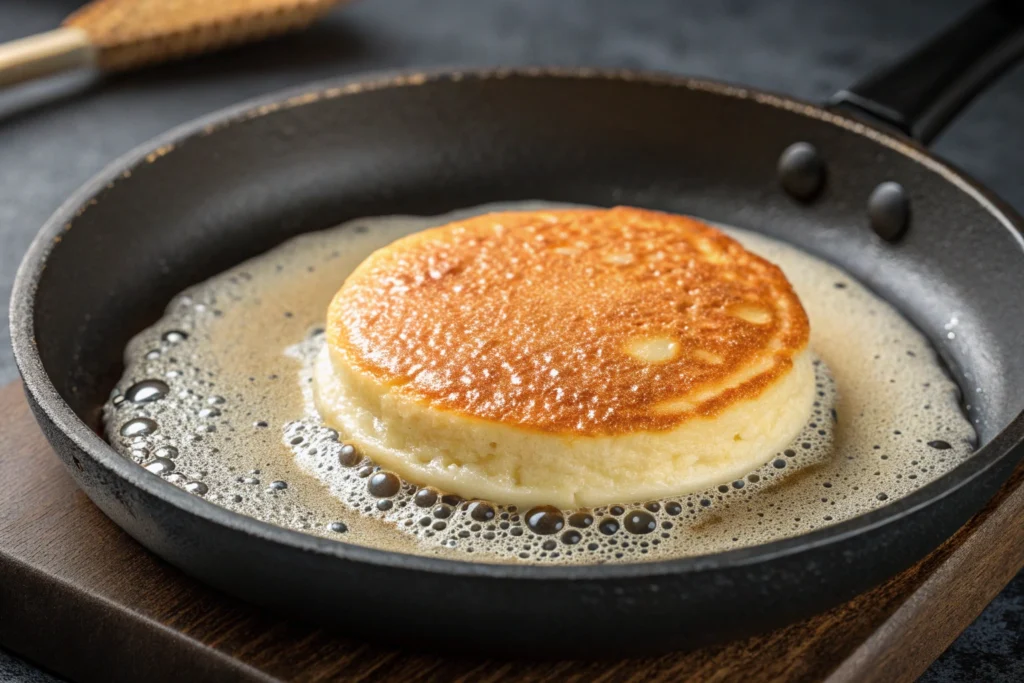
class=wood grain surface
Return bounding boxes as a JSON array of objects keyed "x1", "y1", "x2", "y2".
[{"x1": 0, "y1": 380, "x2": 1021, "y2": 683}]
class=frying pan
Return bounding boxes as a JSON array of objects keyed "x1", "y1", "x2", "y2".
[{"x1": 10, "y1": 0, "x2": 1024, "y2": 657}]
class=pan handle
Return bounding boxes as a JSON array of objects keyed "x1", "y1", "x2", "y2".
[{"x1": 827, "y1": 0, "x2": 1024, "y2": 145}]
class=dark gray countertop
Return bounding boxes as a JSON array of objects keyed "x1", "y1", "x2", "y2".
[{"x1": 1, "y1": 1, "x2": 1021, "y2": 680}]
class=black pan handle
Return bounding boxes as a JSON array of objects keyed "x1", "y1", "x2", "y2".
[{"x1": 827, "y1": 0, "x2": 1024, "y2": 145}]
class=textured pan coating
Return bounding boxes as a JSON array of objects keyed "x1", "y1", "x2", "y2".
[{"x1": 326, "y1": 207, "x2": 810, "y2": 436}]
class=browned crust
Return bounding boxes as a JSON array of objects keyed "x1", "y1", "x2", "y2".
[{"x1": 327, "y1": 207, "x2": 810, "y2": 436}]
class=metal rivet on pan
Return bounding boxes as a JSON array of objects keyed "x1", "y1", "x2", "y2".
[
  {"x1": 868, "y1": 181, "x2": 910, "y2": 242},
  {"x1": 777, "y1": 142, "x2": 825, "y2": 201}
]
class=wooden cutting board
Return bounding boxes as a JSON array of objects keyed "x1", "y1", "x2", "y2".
[{"x1": 0, "y1": 379, "x2": 1021, "y2": 683}]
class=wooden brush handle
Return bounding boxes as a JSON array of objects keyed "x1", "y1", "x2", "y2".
[{"x1": 0, "y1": 27, "x2": 95, "y2": 88}]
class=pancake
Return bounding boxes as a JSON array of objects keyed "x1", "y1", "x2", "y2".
[{"x1": 315, "y1": 207, "x2": 815, "y2": 507}]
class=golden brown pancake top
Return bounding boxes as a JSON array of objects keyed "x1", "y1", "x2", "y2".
[{"x1": 326, "y1": 207, "x2": 810, "y2": 436}]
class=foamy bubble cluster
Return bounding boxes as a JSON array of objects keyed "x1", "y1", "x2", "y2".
[{"x1": 103, "y1": 202, "x2": 977, "y2": 564}]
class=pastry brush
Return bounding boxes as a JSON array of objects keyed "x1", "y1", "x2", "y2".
[{"x1": 0, "y1": 0, "x2": 345, "y2": 88}]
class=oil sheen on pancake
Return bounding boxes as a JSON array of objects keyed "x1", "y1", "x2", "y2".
[{"x1": 316, "y1": 207, "x2": 815, "y2": 507}]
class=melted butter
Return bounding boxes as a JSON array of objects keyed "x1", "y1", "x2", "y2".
[{"x1": 102, "y1": 202, "x2": 976, "y2": 565}]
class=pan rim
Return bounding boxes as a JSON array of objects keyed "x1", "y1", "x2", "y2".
[{"x1": 11, "y1": 66, "x2": 1024, "y2": 581}]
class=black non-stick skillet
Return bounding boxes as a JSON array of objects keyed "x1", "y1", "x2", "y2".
[{"x1": 10, "y1": 0, "x2": 1024, "y2": 656}]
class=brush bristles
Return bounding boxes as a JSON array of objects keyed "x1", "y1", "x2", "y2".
[{"x1": 63, "y1": 0, "x2": 342, "y2": 71}]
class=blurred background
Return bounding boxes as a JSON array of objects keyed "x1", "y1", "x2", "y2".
[{"x1": 1, "y1": 1, "x2": 1021, "y2": 680}]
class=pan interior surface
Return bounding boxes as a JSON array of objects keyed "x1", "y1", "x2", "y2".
[{"x1": 15, "y1": 72, "x2": 1024, "y2": 576}]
